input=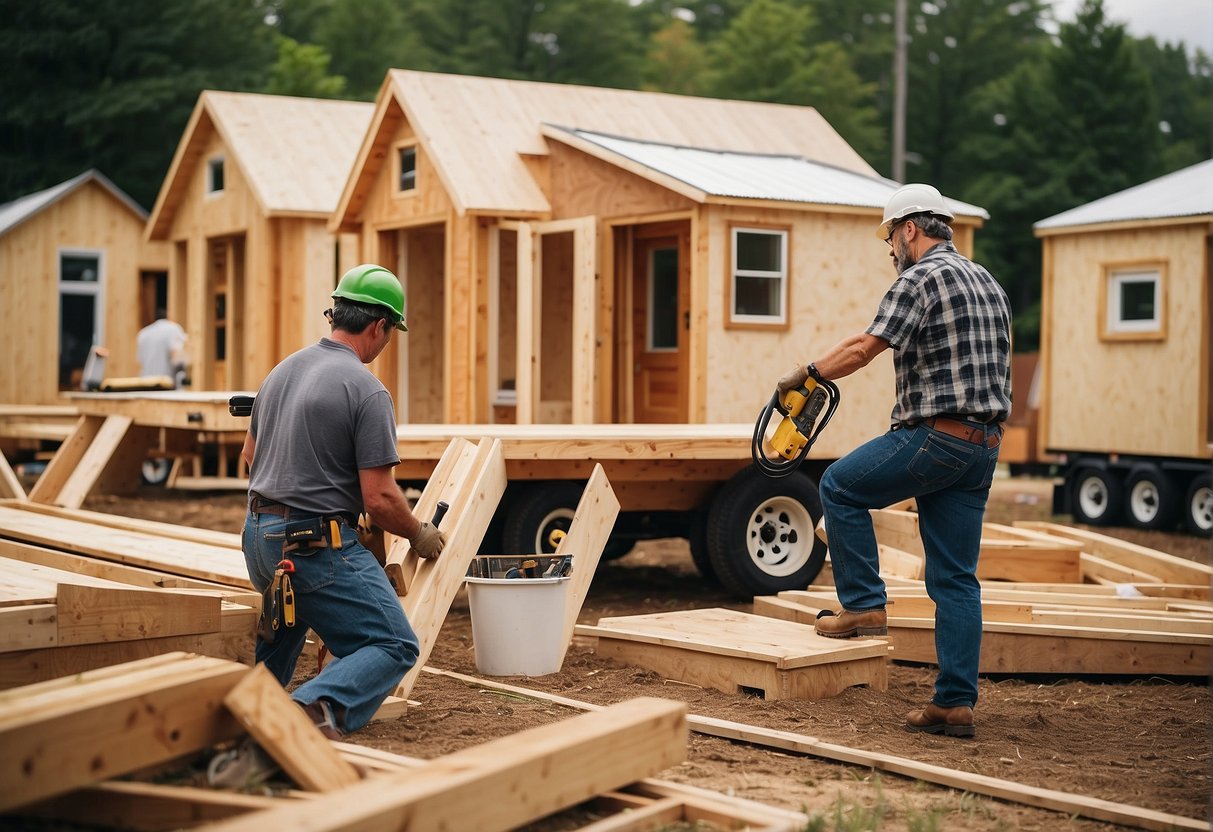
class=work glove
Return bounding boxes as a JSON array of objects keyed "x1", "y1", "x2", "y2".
[
  {"x1": 409, "y1": 522, "x2": 447, "y2": 560},
  {"x1": 776, "y1": 363, "x2": 810, "y2": 395}
]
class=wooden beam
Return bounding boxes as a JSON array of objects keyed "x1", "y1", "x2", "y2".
[
  {"x1": 420, "y1": 667, "x2": 1207, "y2": 832},
  {"x1": 204, "y1": 697, "x2": 688, "y2": 832},
  {"x1": 0, "y1": 653, "x2": 248, "y2": 813},
  {"x1": 222, "y1": 664, "x2": 360, "y2": 792},
  {"x1": 21, "y1": 781, "x2": 277, "y2": 831},
  {"x1": 1020, "y1": 522, "x2": 1213, "y2": 586},
  {"x1": 0, "y1": 451, "x2": 25, "y2": 501},
  {"x1": 556, "y1": 463, "x2": 621, "y2": 659}
]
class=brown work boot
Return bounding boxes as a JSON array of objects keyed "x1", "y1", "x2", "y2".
[
  {"x1": 298, "y1": 699, "x2": 343, "y2": 740},
  {"x1": 814, "y1": 608, "x2": 888, "y2": 638},
  {"x1": 905, "y1": 703, "x2": 975, "y2": 738}
]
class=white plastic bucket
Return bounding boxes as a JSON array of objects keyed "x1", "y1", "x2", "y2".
[{"x1": 465, "y1": 575, "x2": 571, "y2": 676}]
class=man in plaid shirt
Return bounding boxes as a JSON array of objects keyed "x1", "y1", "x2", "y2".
[{"x1": 776, "y1": 183, "x2": 1011, "y2": 739}]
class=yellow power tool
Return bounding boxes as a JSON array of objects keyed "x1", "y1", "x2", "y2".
[{"x1": 751, "y1": 375, "x2": 840, "y2": 478}]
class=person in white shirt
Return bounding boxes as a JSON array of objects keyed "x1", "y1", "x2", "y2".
[{"x1": 137, "y1": 309, "x2": 188, "y2": 386}]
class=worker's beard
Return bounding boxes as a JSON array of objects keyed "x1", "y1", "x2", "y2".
[{"x1": 892, "y1": 238, "x2": 917, "y2": 274}]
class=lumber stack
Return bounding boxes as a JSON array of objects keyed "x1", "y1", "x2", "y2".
[
  {"x1": 0, "y1": 502, "x2": 256, "y2": 687},
  {"x1": 0, "y1": 653, "x2": 760, "y2": 832},
  {"x1": 762, "y1": 513, "x2": 1213, "y2": 676}
]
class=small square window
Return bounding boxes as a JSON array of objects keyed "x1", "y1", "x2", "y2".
[
  {"x1": 399, "y1": 146, "x2": 416, "y2": 192},
  {"x1": 730, "y1": 228, "x2": 787, "y2": 325},
  {"x1": 207, "y1": 157, "x2": 225, "y2": 193},
  {"x1": 1105, "y1": 267, "x2": 1162, "y2": 337}
]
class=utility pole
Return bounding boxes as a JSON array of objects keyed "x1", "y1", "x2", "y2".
[{"x1": 892, "y1": 0, "x2": 907, "y2": 183}]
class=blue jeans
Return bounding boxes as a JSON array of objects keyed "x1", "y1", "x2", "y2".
[
  {"x1": 242, "y1": 510, "x2": 420, "y2": 732},
  {"x1": 819, "y1": 421, "x2": 999, "y2": 708}
]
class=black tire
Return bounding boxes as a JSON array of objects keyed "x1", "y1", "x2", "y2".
[
  {"x1": 1070, "y1": 467, "x2": 1123, "y2": 526},
  {"x1": 500, "y1": 481, "x2": 628, "y2": 559},
  {"x1": 687, "y1": 506, "x2": 721, "y2": 587},
  {"x1": 705, "y1": 467, "x2": 826, "y2": 600},
  {"x1": 1123, "y1": 465, "x2": 1180, "y2": 530},
  {"x1": 141, "y1": 458, "x2": 172, "y2": 486},
  {"x1": 1184, "y1": 474, "x2": 1213, "y2": 538}
]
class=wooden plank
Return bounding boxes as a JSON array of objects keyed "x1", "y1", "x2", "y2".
[
  {"x1": 0, "y1": 506, "x2": 251, "y2": 589},
  {"x1": 0, "y1": 450, "x2": 25, "y2": 501},
  {"x1": 1081, "y1": 552, "x2": 1163, "y2": 584},
  {"x1": 556, "y1": 463, "x2": 621, "y2": 660},
  {"x1": 422, "y1": 667, "x2": 1207, "y2": 832},
  {"x1": 27, "y1": 415, "x2": 102, "y2": 505},
  {"x1": 0, "y1": 653, "x2": 248, "y2": 812},
  {"x1": 2, "y1": 500, "x2": 242, "y2": 548},
  {"x1": 977, "y1": 542, "x2": 1082, "y2": 583},
  {"x1": 52, "y1": 414, "x2": 135, "y2": 509},
  {"x1": 0, "y1": 605, "x2": 256, "y2": 689},
  {"x1": 395, "y1": 438, "x2": 507, "y2": 700},
  {"x1": 55, "y1": 583, "x2": 221, "y2": 646},
  {"x1": 1018, "y1": 521, "x2": 1213, "y2": 586},
  {"x1": 222, "y1": 664, "x2": 360, "y2": 791},
  {"x1": 21, "y1": 781, "x2": 277, "y2": 830},
  {"x1": 204, "y1": 697, "x2": 688, "y2": 832},
  {"x1": 0, "y1": 605, "x2": 58, "y2": 652}
]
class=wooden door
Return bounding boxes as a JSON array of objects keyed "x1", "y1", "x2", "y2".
[{"x1": 632, "y1": 225, "x2": 689, "y2": 423}]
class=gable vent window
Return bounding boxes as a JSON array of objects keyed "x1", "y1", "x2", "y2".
[
  {"x1": 207, "y1": 157, "x2": 225, "y2": 194},
  {"x1": 399, "y1": 146, "x2": 417, "y2": 192}
]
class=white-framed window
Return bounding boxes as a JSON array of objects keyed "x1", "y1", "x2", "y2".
[
  {"x1": 398, "y1": 145, "x2": 417, "y2": 192},
  {"x1": 729, "y1": 226, "x2": 788, "y2": 326},
  {"x1": 207, "y1": 156, "x2": 225, "y2": 194},
  {"x1": 1104, "y1": 265, "x2": 1163, "y2": 338},
  {"x1": 58, "y1": 249, "x2": 105, "y2": 390}
]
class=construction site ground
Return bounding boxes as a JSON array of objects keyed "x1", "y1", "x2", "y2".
[{"x1": 82, "y1": 474, "x2": 1212, "y2": 831}]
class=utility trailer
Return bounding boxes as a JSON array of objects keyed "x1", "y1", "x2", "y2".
[
  {"x1": 393, "y1": 424, "x2": 829, "y2": 599},
  {"x1": 30, "y1": 395, "x2": 831, "y2": 598}
]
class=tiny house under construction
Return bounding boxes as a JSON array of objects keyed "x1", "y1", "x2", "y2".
[
  {"x1": 144, "y1": 91, "x2": 373, "y2": 391},
  {"x1": 1035, "y1": 159, "x2": 1212, "y2": 535},
  {"x1": 0, "y1": 170, "x2": 169, "y2": 405},
  {"x1": 331, "y1": 70, "x2": 987, "y2": 458}
]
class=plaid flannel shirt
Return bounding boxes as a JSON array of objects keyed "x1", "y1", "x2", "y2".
[{"x1": 867, "y1": 242, "x2": 1012, "y2": 425}]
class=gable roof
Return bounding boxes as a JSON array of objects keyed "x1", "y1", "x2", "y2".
[
  {"x1": 334, "y1": 70, "x2": 878, "y2": 225},
  {"x1": 1034, "y1": 159, "x2": 1213, "y2": 233},
  {"x1": 544, "y1": 126, "x2": 988, "y2": 220},
  {"x1": 0, "y1": 170, "x2": 146, "y2": 237},
  {"x1": 147, "y1": 91, "x2": 373, "y2": 239}
]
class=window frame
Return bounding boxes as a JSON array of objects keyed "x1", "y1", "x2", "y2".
[
  {"x1": 393, "y1": 141, "x2": 419, "y2": 196},
  {"x1": 58, "y1": 248, "x2": 106, "y2": 389},
  {"x1": 206, "y1": 155, "x2": 225, "y2": 195},
  {"x1": 1099, "y1": 260, "x2": 1166, "y2": 341},
  {"x1": 725, "y1": 223, "x2": 791, "y2": 330}
]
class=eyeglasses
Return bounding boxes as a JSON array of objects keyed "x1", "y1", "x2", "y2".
[{"x1": 884, "y1": 221, "x2": 903, "y2": 247}]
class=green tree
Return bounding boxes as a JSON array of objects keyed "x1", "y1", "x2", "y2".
[
  {"x1": 1135, "y1": 38, "x2": 1213, "y2": 171},
  {"x1": 524, "y1": 0, "x2": 645, "y2": 88},
  {"x1": 313, "y1": 0, "x2": 428, "y2": 98},
  {"x1": 642, "y1": 18, "x2": 711, "y2": 95},
  {"x1": 792, "y1": 42, "x2": 883, "y2": 165},
  {"x1": 265, "y1": 36, "x2": 347, "y2": 98},
  {"x1": 0, "y1": 0, "x2": 275, "y2": 208},
  {"x1": 708, "y1": 0, "x2": 814, "y2": 102},
  {"x1": 967, "y1": 0, "x2": 1162, "y2": 349}
]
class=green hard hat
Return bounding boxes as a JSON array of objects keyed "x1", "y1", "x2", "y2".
[{"x1": 332, "y1": 264, "x2": 408, "y2": 332}]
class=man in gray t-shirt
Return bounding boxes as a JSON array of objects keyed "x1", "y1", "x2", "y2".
[{"x1": 239, "y1": 264, "x2": 444, "y2": 740}]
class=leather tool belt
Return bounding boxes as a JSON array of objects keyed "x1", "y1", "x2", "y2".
[{"x1": 922, "y1": 415, "x2": 1002, "y2": 449}]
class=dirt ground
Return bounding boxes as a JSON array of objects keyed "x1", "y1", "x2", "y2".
[{"x1": 82, "y1": 475, "x2": 1212, "y2": 831}]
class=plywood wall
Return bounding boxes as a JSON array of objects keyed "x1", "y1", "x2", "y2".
[
  {"x1": 0, "y1": 182, "x2": 168, "y2": 405},
  {"x1": 548, "y1": 143, "x2": 693, "y2": 220},
  {"x1": 360, "y1": 108, "x2": 454, "y2": 225},
  {"x1": 700, "y1": 205, "x2": 899, "y2": 456},
  {"x1": 1041, "y1": 222, "x2": 1210, "y2": 459}
]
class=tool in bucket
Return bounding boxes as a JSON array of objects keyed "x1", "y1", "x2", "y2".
[{"x1": 256, "y1": 515, "x2": 344, "y2": 644}]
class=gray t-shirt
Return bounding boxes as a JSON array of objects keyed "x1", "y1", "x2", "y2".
[{"x1": 248, "y1": 338, "x2": 399, "y2": 517}]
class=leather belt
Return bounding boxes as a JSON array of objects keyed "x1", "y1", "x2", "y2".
[
  {"x1": 250, "y1": 493, "x2": 356, "y2": 526},
  {"x1": 923, "y1": 416, "x2": 1001, "y2": 449}
]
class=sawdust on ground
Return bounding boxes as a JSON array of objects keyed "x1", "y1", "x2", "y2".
[{"x1": 83, "y1": 475, "x2": 1212, "y2": 831}]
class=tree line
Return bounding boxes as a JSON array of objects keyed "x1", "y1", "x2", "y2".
[{"x1": 1, "y1": 0, "x2": 1208, "y2": 348}]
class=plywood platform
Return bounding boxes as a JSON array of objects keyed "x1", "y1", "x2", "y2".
[{"x1": 576, "y1": 608, "x2": 889, "y2": 700}]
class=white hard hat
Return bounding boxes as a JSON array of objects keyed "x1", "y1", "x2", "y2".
[{"x1": 877, "y1": 183, "x2": 955, "y2": 238}]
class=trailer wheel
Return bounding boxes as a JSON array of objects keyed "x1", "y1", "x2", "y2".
[
  {"x1": 1071, "y1": 467, "x2": 1123, "y2": 526},
  {"x1": 500, "y1": 482, "x2": 629, "y2": 559},
  {"x1": 1184, "y1": 474, "x2": 1213, "y2": 538},
  {"x1": 705, "y1": 468, "x2": 826, "y2": 600},
  {"x1": 1124, "y1": 465, "x2": 1180, "y2": 530},
  {"x1": 141, "y1": 458, "x2": 172, "y2": 486}
]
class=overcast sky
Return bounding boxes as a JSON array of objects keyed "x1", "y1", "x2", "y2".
[{"x1": 1049, "y1": 0, "x2": 1213, "y2": 56}]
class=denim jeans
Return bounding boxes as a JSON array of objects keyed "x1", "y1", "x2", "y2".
[
  {"x1": 242, "y1": 510, "x2": 420, "y2": 732},
  {"x1": 819, "y1": 421, "x2": 999, "y2": 708}
]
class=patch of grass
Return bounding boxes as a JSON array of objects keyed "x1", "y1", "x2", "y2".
[{"x1": 800, "y1": 776, "x2": 888, "y2": 831}]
